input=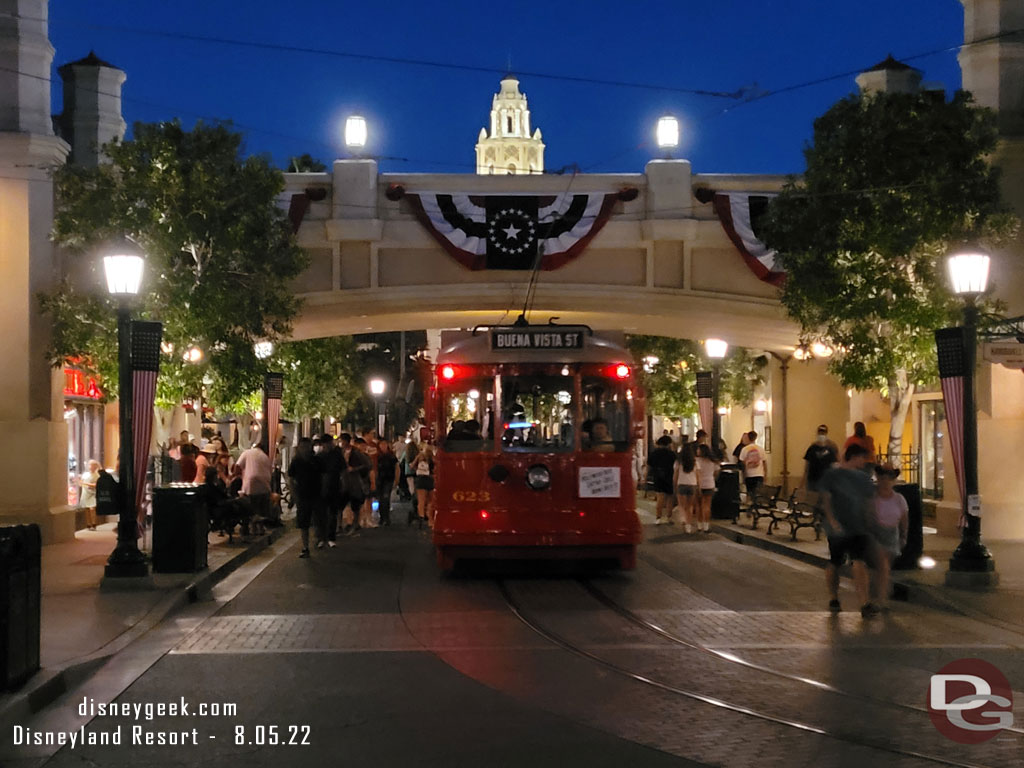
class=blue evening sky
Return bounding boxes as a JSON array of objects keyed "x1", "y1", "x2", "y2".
[{"x1": 49, "y1": 0, "x2": 966, "y2": 176}]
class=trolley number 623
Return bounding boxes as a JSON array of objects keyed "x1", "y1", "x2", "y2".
[
  {"x1": 452, "y1": 490, "x2": 490, "y2": 503},
  {"x1": 235, "y1": 725, "x2": 310, "y2": 745}
]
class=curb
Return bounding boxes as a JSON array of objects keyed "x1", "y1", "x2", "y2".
[{"x1": 0, "y1": 525, "x2": 289, "y2": 732}]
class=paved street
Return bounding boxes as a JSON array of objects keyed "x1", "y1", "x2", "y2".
[{"x1": 4, "y1": 501, "x2": 1023, "y2": 768}]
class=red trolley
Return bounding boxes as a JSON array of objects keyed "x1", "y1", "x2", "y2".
[{"x1": 425, "y1": 323, "x2": 644, "y2": 571}]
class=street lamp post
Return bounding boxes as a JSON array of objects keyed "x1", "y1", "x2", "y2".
[
  {"x1": 946, "y1": 248, "x2": 996, "y2": 581},
  {"x1": 705, "y1": 338, "x2": 728, "y2": 457},
  {"x1": 369, "y1": 378, "x2": 386, "y2": 437},
  {"x1": 103, "y1": 250, "x2": 149, "y2": 578}
]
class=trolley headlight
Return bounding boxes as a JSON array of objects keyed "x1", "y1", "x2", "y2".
[{"x1": 526, "y1": 464, "x2": 551, "y2": 491}]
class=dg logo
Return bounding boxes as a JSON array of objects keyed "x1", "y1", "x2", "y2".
[{"x1": 928, "y1": 659, "x2": 1014, "y2": 744}]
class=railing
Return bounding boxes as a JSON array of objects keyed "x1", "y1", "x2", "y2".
[{"x1": 875, "y1": 452, "x2": 920, "y2": 486}]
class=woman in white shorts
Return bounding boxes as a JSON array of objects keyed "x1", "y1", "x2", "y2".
[
  {"x1": 673, "y1": 445, "x2": 698, "y2": 533},
  {"x1": 694, "y1": 443, "x2": 719, "y2": 532}
]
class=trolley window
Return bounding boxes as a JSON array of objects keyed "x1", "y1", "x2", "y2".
[
  {"x1": 441, "y1": 376, "x2": 495, "y2": 452},
  {"x1": 499, "y1": 374, "x2": 575, "y2": 453},
  {"x1": 581, "y1": 377, "x2": 631, "y2": 452}
]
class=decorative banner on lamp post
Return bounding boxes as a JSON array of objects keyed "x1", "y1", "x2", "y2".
[
  {"x1": 696, "y1": 371, "x2": 714, "y2": 435},
  {"x1": 935, "y1": 327, "x2": 967, "y2": 522},
  {"x1": 131, "y1": 321, "x2": 162, "y2": 529},
  {"x1": 263, "y1": 373, "x2": 284, "y2": 465}
]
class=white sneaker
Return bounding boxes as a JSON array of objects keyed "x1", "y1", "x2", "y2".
[
  {"x1": 684, "y1": 524, "x2": 694, "y2": 534},
  {"x1": 327, "y1": 540, "x2": 337, "y2": 548},
  {"x1": 655, "y1": 518, "x2": 665, "y2": 525},
  {"x1": 703, "y1": 521, "x2": 711, "y2": 532}
]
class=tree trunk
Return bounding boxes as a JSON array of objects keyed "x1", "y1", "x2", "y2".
[{"x1": 887, "y1": 370, "x2": 915, "y2": 459}]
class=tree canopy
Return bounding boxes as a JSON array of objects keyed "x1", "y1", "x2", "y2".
[
  {"x1": 760, "y1": 89, "x2": 1019, "y2": 454},
  {"x1": 43, "y1": 120, "x2": 309, "y2": 411},
  {"x1": 626, "y1": 335, "x2": 767, "y2": 421}
]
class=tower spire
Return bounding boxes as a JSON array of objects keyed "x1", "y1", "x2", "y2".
[{"x1": 475, "y1": 75, "x2": 545, "y2": 175}]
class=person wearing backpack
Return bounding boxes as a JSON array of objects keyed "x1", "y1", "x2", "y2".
[{"x1": 738, "y1": 430, "x2": 765, "y2": 497}]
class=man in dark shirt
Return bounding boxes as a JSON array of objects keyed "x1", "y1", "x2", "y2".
[
  {"x1": 647, "y1": 436, "x2": 678, "y2": 524},
  {"x1": 374, "y1": 440, "x2": 400, "y2": 526},
  {"x1": 287, "y1": 437, "x2": 321, "y2": 558},
  {"x1": 802, "y1": 424, "x2": 840, "y2": 491},
  {"x1": 316, "y1": 434, "x2": 344, "y2": 548},
  {"x1": 818, "y1": 443, "x2": 878, "y2": 617}
]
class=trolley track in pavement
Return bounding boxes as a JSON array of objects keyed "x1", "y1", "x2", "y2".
[
  {"x1": 578, "y1": 577, "x2": 1024, "y2": 735},
  {"x1": 497, "y1": 578, "x2": 1006, "y2": 768}
]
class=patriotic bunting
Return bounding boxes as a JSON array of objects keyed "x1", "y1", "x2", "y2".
[
  {"x1": 263, "y1": 373, "x2": 284, "y2": 466},
  {"x1": 712, "y1": 192, "x2": 785, "y2": 286},
  {"x1": 131, "y1": 321, "x2": 162, "y2": 530},
  {"x1": 935, "y1": 327, "x2": 967, "y2": 526},
  {"x1": 696, "y1": 371, "x2": 714, "y2": 436},
  {"x1": 394, "y1": 187, "x2": 635, "y2": 271}
]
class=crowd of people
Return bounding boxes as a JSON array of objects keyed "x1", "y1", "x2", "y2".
[
  {"x1": 645, "y1": 421, "x2": 909, "y2": 617},
  {"x1": 286, "y1": 431, "x2": 435, "y2": 559}
]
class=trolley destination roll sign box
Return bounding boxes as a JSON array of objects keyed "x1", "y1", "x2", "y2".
[{"x1": 490, "y1": 328, "x2": 586, "y2": 351}]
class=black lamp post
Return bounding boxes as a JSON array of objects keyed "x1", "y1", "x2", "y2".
[
  {"x1": 705, "y1": 338, "x2": 728, "y2": 457},
  {"x1": 369, "y1": 378, "x2": 386, "y2": 437},
  {"x1": 103, "y1": 250, "x2": 149, "y2": 578},
  {"x1": 945, "y1": 248, "x2": 996, "y2": 580}
]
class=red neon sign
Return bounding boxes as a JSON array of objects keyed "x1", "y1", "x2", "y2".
[{"x1": 63, "y1": 368, "x2": 103, "y2": 400}]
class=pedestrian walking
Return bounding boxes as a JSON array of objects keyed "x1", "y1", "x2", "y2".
[
  {"x1": 647, "y1": 435, "x2": 677, "y2": 525},
  {"x1": 316, "y1": 434, "x2": 343, "y2": 546},
  {"x1": 802, "y1": 424, "x2": 839, "y2": 491},
  {"x1": 375, "y1": 439, "x2": 400, "y2": 526},
  {"x1": 288, "y1": 437, "x2": 321, "y2": 558},
  {"x1": 340, "y1": 437, "x2": 372, "y2": 535},
  {"x1": 694, "y1": 443, "x2": 718, "y2": 532},
  {"x1": 817, "y1": 443, "x2": 880, "y2": 617},
  {"x1": 79, "y1": 459, "x2": 100, "y2": 530},
  {"x1": 843, "y1": 422, "x2": 876, "y2": 467},
  {"x1": 738, "y1": 431, "x2": 765, "y2": 496},
  {"x1": 673, "y1": 443, "x2": 698, "y2": 533},
  {"x1": 871, "y1": 463, "x2": 909, "y2": 610},
  {"x1": 412, "y1": 444, "x2": 435, "y2": 529}
]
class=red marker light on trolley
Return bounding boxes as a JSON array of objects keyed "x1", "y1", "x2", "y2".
[
  {"x1": 480, "y1": 510, "x2": 489, "y2": 519},
  {"x1": 441, "y1": 365, "x2": 456, "y2": 380},
  {"x1": 614, "y1": 364, "x2": 630, "y2": 379}
]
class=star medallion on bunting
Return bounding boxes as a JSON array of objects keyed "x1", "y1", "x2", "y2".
[{"x1": 487, "y1": 204, "x2": 538, "y2": 269}]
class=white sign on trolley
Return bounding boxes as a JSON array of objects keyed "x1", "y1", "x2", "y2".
[
  {"x1": 578, "y1": 466, "x2": 621, "y2": 498},
  {"x1": 984, "y1": 342, "x2": 1024, "y2": 369}
]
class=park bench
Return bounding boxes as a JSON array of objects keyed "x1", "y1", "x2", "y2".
[
  {"x1": 736, "y1": 483, "x2": 781, "y2": 529},
  {"x1": 767, "y1": 488, "x2": 823, "y2": 541}
]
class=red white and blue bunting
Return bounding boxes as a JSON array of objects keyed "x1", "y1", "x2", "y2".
[
  {"x1": 388, "y1": 186, "x2": 636, "y2": 271},
  {"x1": 712, "y1": 192, "x2": 785, "y2": 286}
]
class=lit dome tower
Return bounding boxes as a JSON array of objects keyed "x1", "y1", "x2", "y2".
[{"x1": 475, "y1": 75, "x2": 544, "y2": 175}]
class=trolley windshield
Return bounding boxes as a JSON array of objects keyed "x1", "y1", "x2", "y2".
[{"x1": 499, "y1": 374, "x2": 575, "y2": 453}]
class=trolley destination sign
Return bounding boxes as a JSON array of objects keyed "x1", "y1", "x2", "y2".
[{"x1": 490, "y1": 328, "x2": 586, "y2": 351}]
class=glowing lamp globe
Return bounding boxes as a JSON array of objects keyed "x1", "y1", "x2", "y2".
[
  {"x1": 704, "y1": 338, "x2": 728, "y2": 359},
  {"x1": 656, "y1": 115, "x2": 679, "y2": 150},
  {"x1": 103, "y1": 254, "x2": 144, "y2": 296},
  {"x1": 369, "y1": 378, "x2": 386, "y2": 396},
  {"x1": 947, "y1": 249, "x2": 990, "y2": 296},
  {"x1": 345, "y1": 115, "x2": 367, "y2": 150}
]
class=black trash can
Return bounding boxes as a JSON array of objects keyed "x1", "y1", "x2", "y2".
[
  {"x1": 892, "y1": 482, "x2": 924, "y2": 570},
  {"x1": 712, "y1": 464, "x2": 742, "y2": 520},
  {"x1": 152, "y1": 485, "x2": 209, "y2": 573},
  {"x1": 1, "y1": 524, "x2": 41, "y2": 690}
]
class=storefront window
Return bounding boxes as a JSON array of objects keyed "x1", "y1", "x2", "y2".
[{"x1": 919, "y1": 400, "x2": 944, "y2": 500}]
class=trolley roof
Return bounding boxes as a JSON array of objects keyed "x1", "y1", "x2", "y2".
[{"x1": 436, "y1": 326, "x2": 634, "y2": 366}]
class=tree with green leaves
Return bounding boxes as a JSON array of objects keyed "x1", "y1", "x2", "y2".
[
  {"x1": 761, "y1": 89, "x2": 1019, "y2": 456},
  {"x1": 272, "y1": 337, "x2": 362, "y2": 422},
  {"x1": 626, "y1": 335, "x2": 767, "y2": 423},
  {"x1": 43, "y1": 120, "x2": 309, "y2": 412},
  {"x1": 288, "y1": 153, "x2": 327, "y2": 173}
]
